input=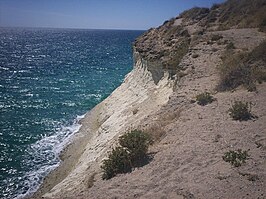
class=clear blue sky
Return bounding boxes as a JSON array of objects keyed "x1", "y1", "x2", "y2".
[{"x1": 0, "y1": 0, "x2": 225, "y2": 30}]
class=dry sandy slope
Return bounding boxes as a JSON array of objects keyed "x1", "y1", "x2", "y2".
[
  {"x1": 70, "y1": 29, "x2": 265, "y2": 199},
  {"x1": 35, "y1": 28, "x2": 266, "y2": 199}
]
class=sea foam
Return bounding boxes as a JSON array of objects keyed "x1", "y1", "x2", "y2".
[{"x1": 14, "y1": 114, "x2": 85, "y2": 199}]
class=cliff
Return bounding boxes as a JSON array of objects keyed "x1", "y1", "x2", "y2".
[
  {"x1": 32, "y1": 0, "x2": 266, "y2": 198},
  {"x1": 31, "y1": 46, "x2": 175, "y2": 199}
]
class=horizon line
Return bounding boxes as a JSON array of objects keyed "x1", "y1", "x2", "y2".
[{"x1": 0, "y1": 25, "x2": 147, "y2": 31}]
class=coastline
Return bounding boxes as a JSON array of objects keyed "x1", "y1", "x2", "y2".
[
  {"x1": 28, "y1": 49, "x2": 174, "y2": 198},
  {"x1": 29, "y1": 103, "x2": 103, "y2": 199}
]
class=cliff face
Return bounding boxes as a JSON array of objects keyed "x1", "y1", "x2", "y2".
[
  {"x1": 35, "y1": 48, "x2": 174, "y2": 198},
  {"x1": 34, "y1": 0, "x2": 266, "y2": 198}
]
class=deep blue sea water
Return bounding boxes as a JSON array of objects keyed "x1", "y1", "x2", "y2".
[{"x1": 0, "y1": 27, "x2": 143, "y2": 199}]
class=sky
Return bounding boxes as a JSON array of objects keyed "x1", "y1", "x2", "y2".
[{"x1": 0, "y1": 0, "x2": 225, "y2": 30}]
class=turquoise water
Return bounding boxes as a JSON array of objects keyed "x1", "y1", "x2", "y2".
[{"x1": 0, "y1": 27, "x2": 143, "y2": 199}]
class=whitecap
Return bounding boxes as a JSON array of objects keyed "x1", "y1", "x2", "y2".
[
  {"x1": 18, "y1": 70, "x2": 30, "y2": 73},
  {"x1": 19, "y1": 89, "x2": 30, "y2": 93},
  {"x1": 0, "y1": 66, "x2": 9, "y2": 70},
  {"x1": 13, "y1": 115, "x2": 83, "y2": 199},
  {"x1": 25, "y1": 93, "x2": 34, "y2": 97},
  {"x1": 86, "y1": 93, "x2": 102, "y2": 101},
  {"x1": 62, "y1": 102, "x2": 76, "y2": 107}
]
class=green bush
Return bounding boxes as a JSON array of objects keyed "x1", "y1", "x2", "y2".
[
  {"x1": 119, "y1": 130, "x2": 152, "y2": 167},
  {"x1": 101, "y1": 130, "x2": 152, "y2": 180},
  {"x1": 223, "y1": 149, "x2": 249, "y2": 167},
  {"x1": 196, "y1": 92, "x2": 214, "y2": 106},
  {"x1": 101, "y1": 147, "x2": 132, "y2": 180},
  {"x1": 228, "y1": 101, "x2": 253, "y2": 121}
]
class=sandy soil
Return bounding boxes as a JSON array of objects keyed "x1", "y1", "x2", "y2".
[{"x1": 31, "y1": 28, "x2": 266, "y2": 199}]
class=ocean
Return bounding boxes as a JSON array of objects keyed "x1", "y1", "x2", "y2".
[{"x1": 0, "y1": 27, "x2": 143, "y2": 199}]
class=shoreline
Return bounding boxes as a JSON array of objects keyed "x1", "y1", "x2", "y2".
[{"x1": 29, "y1": 103, "x2": 103, "y2": 199}]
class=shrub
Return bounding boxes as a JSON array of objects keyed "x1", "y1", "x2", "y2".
[
  {"x1": 259, "y1": 19, "x2": 266, "y2": 32},
  {"x1": 226, "y1": 41, "x2": 235, "y2": 50},
  {"x1": 216, "y1": 0, "x2": 266, "y2": 30},
  {"x1": 223, "y1": 149, "x2": 249, "y2": 167},
  {"x1": 217, "y1": 40, "x2": 266, "y2": 91},
  {"x1": 211, "y1": 3, "x2": 221, "y2": 10},
  {"x1": 196, "y1": 92, "x2": 214, "y2": 106},
  {"x1": 217, "y1": 52, "x2": 254, "y2": 91},
  {"x1": 228, "y1": 101, "x2": 252, "y2": 121},
  {"x1": 119, "y1": 130, "x2": 152, "y2": 167},
  {"x1": 180, "y1": 7, "x2": 209, "y2": 20},
  {"x1": 101, "y1": 130, "x2": 152, "y2": 180},
  {"x1": 101, "y1": 147, "x2": 132, "y2": 180},
  {"x1": 211, "y1": 34, "x2": 223, "y2": 41}
]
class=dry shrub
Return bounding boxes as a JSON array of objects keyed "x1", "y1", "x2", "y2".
[
  {"x1": 144, "y1": 125, "x2": 167, "y2": 143},
  {"x1": 216, "y1": 0, "x2": 266, "y2": 30},
  {"x1": 211, "y1": 34, "x2": 223, "y2": 41},
  {"x1": 180, "y1": 7, "x2": 210, "y2": 20},
  {"x1": 87, "y1": 173, "x2": 96, "y2": 188},
  {"x1": 217, "y1": 52, "x2": 253, "y2": 91},
  {"x1": 226, "y1": 41, "x2": 235, "y2": 50},
  {"x1": 164, "y1": 38, "x2": 190, "y2": 70},
  {"x1": 259, "y1": 18, "x2": 266, "y2": 32},
  {"x1": 217, "y1": 40, "x2": 266, "y2": 91},
  {"x1": 228, "y1": 101, "x2": 253, "y2": 121},
  {"x1": 196, "y1": 92, "x2": 214, "y2": 106}
]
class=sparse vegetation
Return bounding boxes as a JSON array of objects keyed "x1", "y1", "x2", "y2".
[
  {"x1": 226, "y1": 41, "x2": 235, "y2": 50},
  {"x1": 211, "y1": 3, "x2": 221, "y2": 10},
  {"x1": 259, "y1": 19, "x2": 266, "y2": 32},
  {"x1": 87, "y1": 173, "x2": 96, "y2": 188},
  {"x1": 223, "y1": 149, "x2": 249, "y2": 167},
  {"x1": 217, "y1": 52, "x2": 254, "y2": 91},
  {"x1": 211, "y1": 34, "x2": 223, "y2": 41},
  {"x1": 215, "y1": 0, "x2": 266, "y2": 31},
  {"x1": 164, "y1": 38, "x2": 190, "y2": 70},
  {"x1": 239, "y1": 172, "x2": 259, "y2": 181},
  {"x1": 180, "y1": 7, "x2": 210, "y2": 21},
  {"x1": 196, "y1": 92, "x2": 214, "y2": 106},
  {"x1": 228, "y1": 101, "x2": 253, "y2": 121},
  {"x1": 217, "y1": 40, "x2": 266, "y2": 91},
  {"x1": 101, "y1": 130, "x2": 152, "y2": 180}
]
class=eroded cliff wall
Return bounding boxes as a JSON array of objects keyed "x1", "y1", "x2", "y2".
[{"x1": 40, "y1": 48, "x2": 174, "y2": 198}]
